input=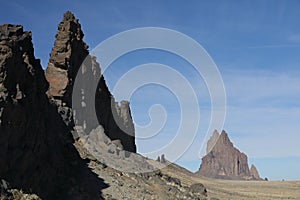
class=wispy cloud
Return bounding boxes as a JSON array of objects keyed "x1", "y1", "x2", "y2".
[
  {"x1": 222, "y1": 69, "x2": 300, "y2": 158},
  {"x1": 223, "y1": 69, "x2": 300, "y2": 106},
  {"x1": 246, "y1": 44, "x2": 300, "y2": 49},
  {"x1": 288, "y1": 34, "x2": 300, "y2": 43}
]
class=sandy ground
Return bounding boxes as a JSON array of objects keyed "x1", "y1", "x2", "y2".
[{"x1": 160, "y1": 162, "x2": 300, "y2": 200}]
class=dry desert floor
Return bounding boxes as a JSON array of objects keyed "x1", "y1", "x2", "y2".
[{"x1": 160, "y1": 162, "x2": 300, "y2": 200}]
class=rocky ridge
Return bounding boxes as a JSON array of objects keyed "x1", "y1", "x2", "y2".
[
  {"x1": 0, "y1": 23, "x2": 107, "y2": 200},
  {"x1": 75, "y1": 126, "x2": 208, "y2": 200},
  {"x1": 197, "y1": 130, "x2": 262, "y2": 180},
  {"x1": 0, "y1": 12, "x2": 210, "y2": 200}
]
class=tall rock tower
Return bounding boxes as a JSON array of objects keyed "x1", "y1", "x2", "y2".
[
  {"x1": 45, "y1": 11, "x2": 136, "y2": 152},
  {"x1": 197, "y1": 130, "x2": 261, "y2": 180}
]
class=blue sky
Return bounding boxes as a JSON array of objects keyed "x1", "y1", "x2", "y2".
[{"x1": 1, "y1": 0, "x2": 300, "y2": 180}]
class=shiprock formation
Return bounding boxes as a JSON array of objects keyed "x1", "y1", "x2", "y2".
[
  {"x1": 0, "y1": 11, "x2": 210, "y2": 200},
  {"x1": 197, "y1": 130, "x2": 263, "y2": 180}
]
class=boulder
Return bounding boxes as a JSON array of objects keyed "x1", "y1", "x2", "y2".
[{"x1": 189, "y1": 183, "x2": 207, "y2": 197}]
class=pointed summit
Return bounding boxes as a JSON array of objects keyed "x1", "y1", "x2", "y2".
[
  {"x1": 206, "y1": 130, "x2": 219, "y2": 154},
  {"x1": 197, "y1": 130, "x2": 262, "y2": 180},
  {"x1": 217, "y1": 130, "x2": 233, "y2": 147},
  {"x1": 45, "y1": 11, "x2": 136, "y2": 152},
  {"x1": 63, "y1": 11, "x2": 76, "y2": 21},
  {"x1": 45, "y1": 11, "x2": 89, "y2": 105}
]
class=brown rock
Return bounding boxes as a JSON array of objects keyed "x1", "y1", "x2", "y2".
[
  {"x1": 250, "y1": 164, "x2": 261, "y2": 180},
  {"x1": 0, "y1": 23, "x2": 107, "y2": 200},
  {"x1": 197, "y1": 130, "x2": 261, "y2": 180},
  {"x1": 45, "y1": 11, "x2": 88, "y2": 103},
  {"x1": 189, "y1": 183, "x2": 207, "y2": 197},
  {"x1": 45, "y1": 11, "x2": 136, "y2": 152},
  {"x1": 206, "y1": 129, "x2": 219, "y2": 154}
]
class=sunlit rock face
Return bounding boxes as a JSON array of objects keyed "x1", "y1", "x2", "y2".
[
  {"x1": 197, "y1": 130, "x2": 261, "y2": 180},
  {"x1": 250, "y1": 164, "x2": 262, "y2": 180}
]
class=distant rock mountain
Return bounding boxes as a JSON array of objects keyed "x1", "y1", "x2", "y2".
[{"x1": 197, "y1": 130, "x2": 262, "y2": 180}]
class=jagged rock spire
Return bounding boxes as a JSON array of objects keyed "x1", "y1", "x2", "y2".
[
  {"x1": 45, "y1": 11, "x2": 136, "y2": 152},
  {"x1": 197, "y1": 130, "x2": 262, "y2": 180},
  {"x1": 46, "y1": 11, "x2": 89, "y2": 105},
  {"x1": 250, "y1": 164, "x2": 262, "y2": 180},
  {"x1": 206, "y1": 129, "x2": 220, "y2": 154}
]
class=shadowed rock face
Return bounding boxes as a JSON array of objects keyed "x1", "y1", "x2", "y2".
[
  {"x1": 45, "y1": 11, "x2": 89, "y2": 104},
  {"x1": 197, "y1": 130, "x2": 260, "y2": 180},
  {"x1": 0, "y1": 24, "x2": 107, "y2": 200},
  {"x1": 0, "y1": 12, "x2": 210, "y2": 200},
  {"x1": 45, "y1": 11, "x2": 136, "y2": 152}
]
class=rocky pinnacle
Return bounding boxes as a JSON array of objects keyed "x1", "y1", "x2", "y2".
[
  {"x1": 197, "y1": 130, "x2": 262, "y2": 180},
  {"x1": 0, "y1": 23, "x2": 106, "y2": 200},
  {"x1": 45, "y1": 11, "x2": 136, "y2": 152}
]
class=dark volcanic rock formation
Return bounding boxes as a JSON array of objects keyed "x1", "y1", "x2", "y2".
[
  {"x1": 197, "y1": 130, "x2": 261, "y2": 180},
  {"x1": 0, "y1": 24, "x2": 106, "y2": 200},
  {"x1": 45, "y1": 11, "x2": 88, "y2": 105},
  {"x1": 45, "y1": 11, "x2": 136, "y2": 152},
  {"x1": 45, "y1": 11, "x2": 89, "y2": 128},
  {"x1": 0, "y1": 12, "x2": 211, "y2": 200}
]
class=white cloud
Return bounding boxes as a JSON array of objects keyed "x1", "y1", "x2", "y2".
[
  {"x1": 223, "y1": 69, "x2": 300, "y2": 106},
  {"x1": 222, "y1": 69, "x2": 300, "y2": 158}
]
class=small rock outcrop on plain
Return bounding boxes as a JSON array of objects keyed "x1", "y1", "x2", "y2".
[
  {"x1": 157, "y1": 154, "x2": 167, "y2": 164},
  {"x1": 45, "y1": 11, "x2": 136, "y2": 152},
  {"x1": 197, "y1": 130, "x2": 261, "y2": 180},
  {"x1": 250, "y1": 164, "x2": 262, "y2": 180}
]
